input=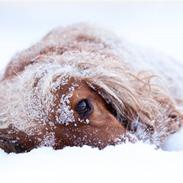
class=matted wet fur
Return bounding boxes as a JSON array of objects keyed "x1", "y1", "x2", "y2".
[{"x1": 0, "y1": 23, "x2": 183, "y2": 153}]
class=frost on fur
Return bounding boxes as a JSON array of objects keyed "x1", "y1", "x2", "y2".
[{"x1": 0, "y1": 23, "x2": 183, "y2": 152}]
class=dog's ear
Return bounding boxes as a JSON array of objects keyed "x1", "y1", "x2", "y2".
[
  {"x1": 86, "y1": 81, "x2": 157, "y2": 141},
  {"x1": 0, "y1": 125, "x2": 35, "y2": 153},
  {"x1": 85, "y1": 81, "x2": 154, "y2": 133}
]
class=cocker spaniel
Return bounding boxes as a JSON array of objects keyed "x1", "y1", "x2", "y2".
[{"x1": 0, "y1": 23, "x2": 182, "y2": 153}]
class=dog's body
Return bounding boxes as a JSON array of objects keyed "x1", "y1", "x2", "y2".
[{"x1": 0, "y1": 23, "x2": 183, "y2": 153}]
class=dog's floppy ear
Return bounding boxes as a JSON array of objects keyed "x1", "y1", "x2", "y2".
[{"x1": 85, "y1": 81, "x2": 155, "y2": 135}]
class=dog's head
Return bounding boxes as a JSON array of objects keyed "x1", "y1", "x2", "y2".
[{"x1": 1, "y1": 24, "x2": 182, "y2": 153}]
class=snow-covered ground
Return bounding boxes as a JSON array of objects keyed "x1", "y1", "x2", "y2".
[
  {"x1": 1, "y1": 143, "x2": 183, "y2": 183},
  {"x1": 1, "y1": 2, "x2": 183, "y2": 183}
]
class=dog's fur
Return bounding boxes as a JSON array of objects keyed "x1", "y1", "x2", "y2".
[{"x1": 0, "y1": 23, "x2": 183, "y2": 153}]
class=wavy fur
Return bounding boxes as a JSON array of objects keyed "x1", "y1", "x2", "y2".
[{"x1": 1, "y1": 23, "x2": 183, "y2": 148}]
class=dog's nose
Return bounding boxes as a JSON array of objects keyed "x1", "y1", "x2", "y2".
[
  {"x1": 0, "y1": 137, "x2": 24, "y2": 153},
  {"x1": 0, "y1": 128, "x2": 35, "y2": 153}
]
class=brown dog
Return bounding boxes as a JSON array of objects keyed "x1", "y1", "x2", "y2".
[{"x1": 0, "y1": 23, "x2": 182, "y2": 153}]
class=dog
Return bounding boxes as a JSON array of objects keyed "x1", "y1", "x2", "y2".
[{"x1": 0, "y1": 23, "x2": 183, "y2": 153}]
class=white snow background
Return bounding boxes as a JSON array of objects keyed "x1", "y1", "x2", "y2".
[{"x1": 1, "y1": 2, "x2": 183, "y2": 183}]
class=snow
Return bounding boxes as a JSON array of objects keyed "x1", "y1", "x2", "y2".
[
  {"x1": 58, "y1": 84, "x2": 76, "y2": 125},
  {"x1": 0, "y1": 144, "x2": 183, "y2": 183},
  {"x1": 162, "y1": 126, "x2": 183, "y2": 151},
  {"x1": 1, "y1": 2, "x2": 183, "y2": 183}
]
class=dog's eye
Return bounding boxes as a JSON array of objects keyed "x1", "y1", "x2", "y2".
[{"x1": 75, "y1": 99, "x2": 93, "y2": 118}]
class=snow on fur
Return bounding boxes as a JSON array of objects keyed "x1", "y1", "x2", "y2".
[{"x1": 2, "y1": 23, "x2": 183, "y2": 149}]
